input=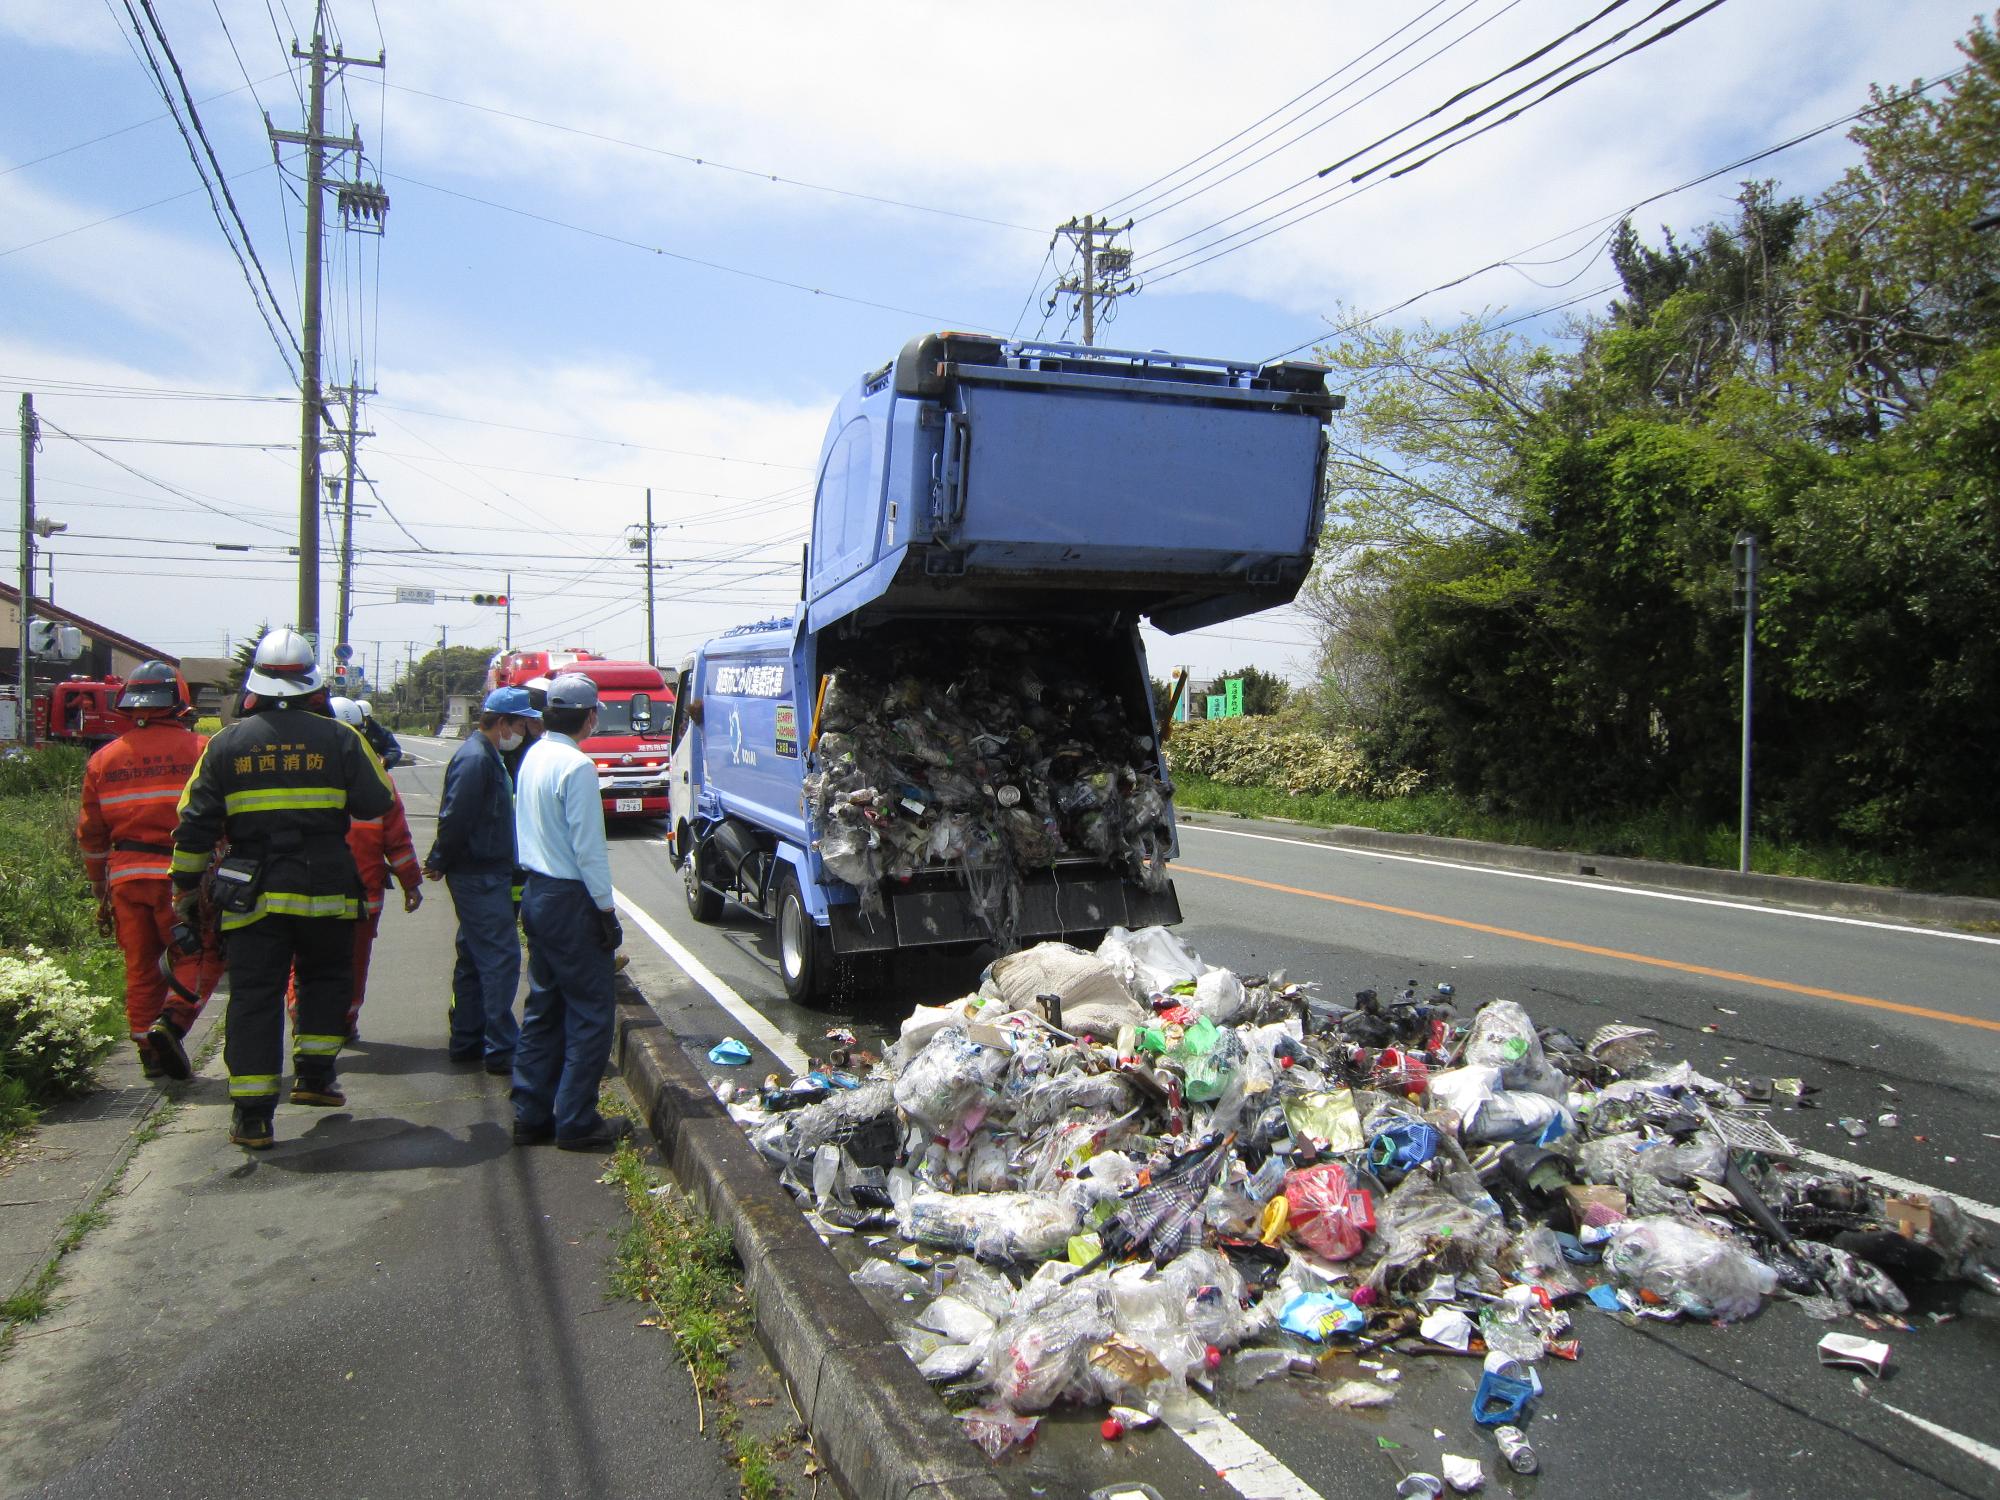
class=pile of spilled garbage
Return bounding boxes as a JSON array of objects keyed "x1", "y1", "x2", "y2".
[
  {"x1": 803, "y1": 634, "x2": 1174, "y2": 944},
  {"x1": 712, "y1": 927, "x2": 1998, "y2": 1487}
]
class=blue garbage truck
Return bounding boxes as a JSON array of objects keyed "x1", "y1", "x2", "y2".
[{"x1": 667, "y1": 332, "x2": 1339, "y2": 1002}]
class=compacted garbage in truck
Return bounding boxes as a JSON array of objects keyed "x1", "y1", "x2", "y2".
[{"x1": 669, "y1": 332, "x2": 1339, "y2": 1003}]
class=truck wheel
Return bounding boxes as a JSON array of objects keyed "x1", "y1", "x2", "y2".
[
  {"x1": 683, "y1": 850, "x2": 723, "y2": 923},
  {"x1": 774, "y1": 869, "x2": 835, "y2": 1006}
]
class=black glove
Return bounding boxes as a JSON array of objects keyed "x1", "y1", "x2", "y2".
[
  {"x1": 171, "y1": 889, "x2": 204, "y2": 955},
  {"x1": 594, "y1": 906, "x2": 624, "y2": 952}
]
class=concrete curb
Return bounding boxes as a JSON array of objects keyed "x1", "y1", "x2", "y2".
[
  {"x1": 1178, "y1": 811, "x2": 2000, "y2": 928},
  {"x1": 3, "y1": 1005, "x2": 222, "y2": 1310},
  {"x1": 612, "y1": 975, "x2": 1031, "y2": 1500}
]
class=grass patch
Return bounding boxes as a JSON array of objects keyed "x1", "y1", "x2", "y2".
[
  {"x1": 1172, "y1": 773, "x2": 2000, "y2": 898},
  {"x1": 603, "y1": 1141, "x2": 788, "y2": 1498}
]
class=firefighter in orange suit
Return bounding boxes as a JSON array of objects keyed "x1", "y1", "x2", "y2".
[
  {"x1": 75, "y1": 661, "x2": 223, "y2": 1081},
  {"x1": 287, "y1": 697, "x2": 422, "y2": 1038}
]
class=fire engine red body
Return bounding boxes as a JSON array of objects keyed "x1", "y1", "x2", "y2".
[
  {"x1": 35, "y1": 677, "x2": 140, "y2": 747},
  {"x1": 488, "y1": 648, "x2": 676, "y2": 820}
]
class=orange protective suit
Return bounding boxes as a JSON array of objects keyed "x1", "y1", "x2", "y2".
[
  {"x1": 76, "y1": 720, "x2": 225, "y2": 1039},
  {"x1": 284, "y1": 784, "x2": 423, "y2": 1029}
]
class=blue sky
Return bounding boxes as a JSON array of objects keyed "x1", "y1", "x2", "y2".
[{"x1": 2, "y1": 0, "x2": 1983, "y2": 688}]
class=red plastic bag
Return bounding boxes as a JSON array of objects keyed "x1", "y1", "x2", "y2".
[{"x1": 1284, "y1": 1163, "x2": 1376, "y2": 1261}]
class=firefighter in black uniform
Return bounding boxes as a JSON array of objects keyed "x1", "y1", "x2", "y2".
[{"x1": 172, "y1": 628, "x2": 394, "y2": 1149}]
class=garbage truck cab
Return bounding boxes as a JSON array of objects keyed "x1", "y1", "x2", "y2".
[{"x1": 673, "y1": 333, "x2": 1338, "y2": 1003}]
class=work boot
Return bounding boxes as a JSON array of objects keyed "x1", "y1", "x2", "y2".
[
  {"x1": 230, "y1": 1108, "x2": 274, "y2": 1150},
  {"x1": 135, "y1": 1038, "x2": 165, "y2": 1081},
  {"x1": 148, "y1": 1015, "x2": 192, "y2": 1081},
  {"x1": 292, "y1": 1072, "x2": 346, "y2": 1107}
]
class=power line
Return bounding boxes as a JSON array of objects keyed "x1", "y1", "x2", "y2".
[
  {"x1": 1339, "y1": 0, "x2": 1725, "y2": 186},
  {"x1": 381, "y1": 81, "x2": 1045, "y2": 236},
  {"x1": 1259, "y1": 62, "x2": 1971, "y2": 363},
  {"x1": 368, "y1": 401, "x2": 814, "y2": 470},
  {"x1": 0, "y1": 159, "x2": 282, "y2": 260},
  {"x1": 113, "y1": 0, "x2": 304, "y2": 379},
  {"x1": 33, "y1": 415, "x2": 296, "y2": 539},
  {"x1": 1140, "y1": 0, "x2": 1734, "y2": 292},
  {"x1": 1124, "y1": 0, "x2": 1508, "y2": 234},
  {"x1": 0, "y1": 72, "x2": 286, "y2": 178},
  {"x1": 386, "y1": 171, "x2": 1001, "y2": 332},
  {"x1": 1095, "y1": 0, "x2": 1465, "y2": 220}
]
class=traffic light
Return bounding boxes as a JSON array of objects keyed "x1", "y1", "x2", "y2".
[{"x1": 472, "y1": 592, "x2": 509, "y2": 607}]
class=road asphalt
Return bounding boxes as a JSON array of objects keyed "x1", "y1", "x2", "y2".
[
  {"x1": 11, "y1": 732, "x2": 1993, "y2": 1500},
  {"x1": 573, "y1": 762, "x2": 2000, "y2": 1500}
]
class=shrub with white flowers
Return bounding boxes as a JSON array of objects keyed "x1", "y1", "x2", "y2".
[{"x1": 0, "y1": 946, "x2": 118, "y2": 1101}]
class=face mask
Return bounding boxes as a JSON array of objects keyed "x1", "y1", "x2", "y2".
[{"x1": 495, "y1": 730, "x2": 525, "y2": 754}]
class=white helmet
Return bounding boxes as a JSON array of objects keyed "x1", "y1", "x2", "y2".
[
  {"x1": 328, "y1": 696, "x2": 365, "y2": 727},
  {"x1": 243, "y1": 627, "x2": 323, "y2": 698},
  {"x1": 356, "y1": 700, "x2": 374, "y2": 718}
]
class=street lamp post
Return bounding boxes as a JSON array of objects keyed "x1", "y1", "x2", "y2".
[{"x1": 1732, "y1": 531, "x2": 1759, "y2": 876}]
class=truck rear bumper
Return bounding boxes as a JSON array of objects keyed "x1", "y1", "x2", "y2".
[{"x1": 826, "y1": 870, "x2": 1181, "y2": 954}]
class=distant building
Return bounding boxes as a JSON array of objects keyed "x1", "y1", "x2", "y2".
[{"x1": 175, "y1": 656, "x2": 237, "y2": 719}]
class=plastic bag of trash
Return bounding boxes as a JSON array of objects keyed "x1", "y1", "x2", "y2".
[
  {"x1": 1097, "y1": 925, "x2": 1207, "y2": 1000},
  {"x1": 1282, "y1": 1089, "x2": 1365, "y2": 1153},
  {"x1": 903, "y1": 1189, "x2": 1081, "y2": 1263},
  {"x1": 982, "y1": 943, "x2": 1143, "y2": 1038},
  {"x1": 918, "y1": 1343, "x2": 984, "y2": 1382},
  {"x1": 1464, "y1": 1000, "x2": 1565, "y2": 1099},
  {"x1": 958, "y1": 1405, "x2": 1039, "y2": 1458},
  {"x1": 917, "y1": 1293, "x2": 998, "y2": 1345},
  {"x1": 893, "y1": 1024, "x2": 1012, "y2": 1134},
  {"x1": 1603, "y1": 1215, "x2": 1777, "y2": 1322},
  {"x1": 985, "y1": 1278, "x2": 1114, "y2": 1411},
  {"x1": 1283, "y1": 1162, "x2": 1376, "y2": 1262},
  {"x1": 1187, "y1": 967, "x2": 1248, "y2": 1024},
  {"x1": 1427, "y1": 1065, "x2": 1503, "y2": 1132},
  {"x1": 1466, "y1": 1091, "x2": 1573, "y2": 1146},
  {"x1": 851, "y1": 1258, "x2": 928, "y2": 1300}
]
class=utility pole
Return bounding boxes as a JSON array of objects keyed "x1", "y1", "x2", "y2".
[
  {"x1": 504, "y1": 572, "x2": 513, "y2": 651},
  {"x1": 1054, "y1": 215, "x2": 1137, "y2": 345},
  {"x1": 16, "y1": 393, "x2": 35, "y2": 745},
  {"x1": 328, "y1": 368, "x2": 374, "y2": 661},
  {"x1": 267, "y1": 1, "x2": 385, "y2": 660},
  {"x1": 644, "y1": 488, "x2": 656, "y2": 665}
]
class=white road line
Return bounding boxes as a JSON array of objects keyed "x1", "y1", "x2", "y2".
[
  {"x1": 1794, "y1": 1149, "x2": 2000, "y2": 1226},
  {"x1": 612, "y1": 888, "x2": 812, "y2": 1075},
  {"x1": 1875, "y1": 1403, "x2": 2000, "y2": 1476},
  {"x1": 1177, "y1": 823, "x2": 2000, "y2": 947},
  {"x1": 1163, "y1": 1400, "x2": 1325, "y2": 1500}
]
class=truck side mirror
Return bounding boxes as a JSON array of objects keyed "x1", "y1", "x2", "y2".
[{"x1": 629, "y1": 691, "x2": 652, "y2": 731}]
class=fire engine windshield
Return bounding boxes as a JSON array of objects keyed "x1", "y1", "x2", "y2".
[{"x1": 590, "y1": 693, "x2": 656, "y2": 736}]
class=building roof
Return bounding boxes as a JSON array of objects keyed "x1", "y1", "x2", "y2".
[{"x1": 0, "y1": 581, "x2": 178, "y2": 666}]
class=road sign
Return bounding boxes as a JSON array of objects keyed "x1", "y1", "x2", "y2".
[
  {"x1": 395, "y1": 586, "x2": 436, "y2": 605},
  {"x1": 1224, "y1": 677, "x2": 1244, "y2": 717},
  {"x1": 333, "y1": 642, "x2": 354, "y2": 662}
]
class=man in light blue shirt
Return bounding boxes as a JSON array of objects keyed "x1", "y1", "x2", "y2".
[{"x1": 510, "y1": 673, "x2": 631, "y2": 1151}]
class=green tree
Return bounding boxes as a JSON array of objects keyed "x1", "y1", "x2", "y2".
[{"x1": 1210, "y1": 666, "x2": 1291, "y2": 717}]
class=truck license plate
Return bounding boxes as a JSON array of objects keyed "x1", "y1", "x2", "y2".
[{"x1": 614, "y1": 798, "x2": 644, "y2": 813}]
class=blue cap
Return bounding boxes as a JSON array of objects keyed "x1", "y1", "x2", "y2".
[{"x1": 483, "y1": 685, "x2": 541, "y2": 719}]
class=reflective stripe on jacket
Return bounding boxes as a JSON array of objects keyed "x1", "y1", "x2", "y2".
[
  {"x1": 171, "y1": 703, "x2": 394, "y2": 929},
  {"x1": 77, "y1": 722, "x2": 209, "y2": 887}
]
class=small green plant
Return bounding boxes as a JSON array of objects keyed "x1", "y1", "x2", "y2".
[{"x1": 604, "y1": 1142, "x2": 789, "y2": 1497}]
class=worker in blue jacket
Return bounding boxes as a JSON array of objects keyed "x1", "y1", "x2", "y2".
[
  {"x1": 424, "y1": 685, "x2": 539, "y2": 1071},
  {"x1": 510, "y1": 673, "x2": 630, "y2": 1151}
]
